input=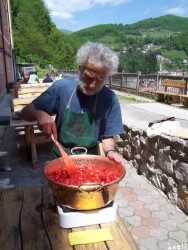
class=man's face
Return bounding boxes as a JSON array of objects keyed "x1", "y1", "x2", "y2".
[{"x1": 78, "y1": 63, "x2": 109, "y2": 95}]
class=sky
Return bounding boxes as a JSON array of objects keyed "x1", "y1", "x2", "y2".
[{"x1": 43, "y1": 0, "x2": 188, "y2": 32}]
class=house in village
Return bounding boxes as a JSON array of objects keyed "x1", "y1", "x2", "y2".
[{"x1": 0, "y1": 0, "x2": 16, "y2": 102}]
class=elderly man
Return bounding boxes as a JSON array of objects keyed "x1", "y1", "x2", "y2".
[{"x1": 21, "y1": 42, "x2": 124, "y2": 165}]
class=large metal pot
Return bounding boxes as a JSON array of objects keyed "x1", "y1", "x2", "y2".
[{"x1": 44, "y1": 155, "x2": 126, "y2": 210}]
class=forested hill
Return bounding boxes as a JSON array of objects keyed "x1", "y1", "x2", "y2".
[
  {"x1": 69, "y1": 14, "x2": 188, "y2": 73},
  {"x1": 10, "y1": 0, "x2": 188, "y2": 74},
  {"x1": 124, "y1": 14, "x2": 188, "y2": 32},
  {"x1": 69, "y1": 15, "x2": 188, "y2": 50}
]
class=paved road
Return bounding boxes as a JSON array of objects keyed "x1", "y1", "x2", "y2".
[
  {"x1": 120, "y1": 102, "x2": 188, "y2": 130},
  {"x1": 112, "y1": 90, "x2": 188, "y2": 129}
]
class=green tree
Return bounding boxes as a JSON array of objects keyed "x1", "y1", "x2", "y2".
[{"x1": 10, "y1": 0, "x2": 77, "y2": 69}]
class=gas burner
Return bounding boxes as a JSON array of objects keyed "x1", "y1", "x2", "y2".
[{"x1": 57, "y1": 201, "x2": 118, "y2": 228}]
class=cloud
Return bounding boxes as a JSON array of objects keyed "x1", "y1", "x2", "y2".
[
  {"x1": 166, "y1": 7, "x2": 186, "y2": 15},
  {"x1": 44, "y1": 0, "x2": 131, "y2": 20},
  {"x1": 45, "y1": 0, "x2": 92, "y2": 14},
  {"x1": 51, "y1": 11, "x2": 73, "y2": 19},
  {"x1": 94, "y1": 0, "x2": 131, "y2": 5}
]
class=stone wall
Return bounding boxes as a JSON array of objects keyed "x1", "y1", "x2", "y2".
[{"x1": 116, "y1": 124, "x2": 188, "y2": 215}]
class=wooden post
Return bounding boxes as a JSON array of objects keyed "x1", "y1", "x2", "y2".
[
  {"x1": 136, "y1": 71, "x2": 141, "y2": 91},
  {"x1": 109, "y1": 75, "x2": 112, "y2": 86},
  {"x1": 183, "y1": 72, "x2": 187, "y2": 94},
  {"x1": 121, "y1": 73, "x2": 123, "y2": 90}
]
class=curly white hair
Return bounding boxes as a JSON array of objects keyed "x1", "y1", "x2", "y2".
[{"x1": 76, "y1": 42, "x2": 119, "y2": 75}]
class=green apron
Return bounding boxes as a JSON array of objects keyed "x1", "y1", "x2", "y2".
[{"x1": 51, "y1": 87, "x2": 98, "y2": 158}]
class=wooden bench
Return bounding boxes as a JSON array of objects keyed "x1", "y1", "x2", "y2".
[
  {"x1": 0, "y1": 186, "x2": 139, "y2": 250},
  {"x1": 10, "y1": 83, "x2": 54, "y2": 167},
  {"x1": 10, "y1": 118, "x2": 49, "y2": 167},
  {"x1": 154, "y1": 79, "x2": 187, "y2": 105},
  {"x1": 179, "y1": 94, "x2": 188, "y2": 107},
  {"x1": 11, "y1": 97, "x2": 36, "y2": 112},
  {"x1": 15, "y1": 125, "x2": 51, "y2": 149},
  {"x1": 11, "y1": 82, "x2": 53, "y2": 98}
]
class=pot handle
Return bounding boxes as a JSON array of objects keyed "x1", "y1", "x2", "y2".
[
  {"x1": 78, "y1": 182, "x2": 102, "y2": 192},
  {"x1": 71, "y1": 147, "x2": 87, "y2": 155}
]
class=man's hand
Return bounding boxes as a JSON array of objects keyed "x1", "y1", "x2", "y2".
[
  {"x1": 106, "y1": 150, "x2": 125, "y2": 166},
  {"x1": 102, "y1": 137, "x2": 125, "y2": 166},
  {"x1": 21, "y1": 103, "x2": 57, "y2": 140},
  {"x1": 36, "y1": 110, "x2": 57, "y2": 139}
]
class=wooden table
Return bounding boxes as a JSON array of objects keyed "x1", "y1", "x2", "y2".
[{"x1": 0, "y1": 185, "x2": 139, "y2": 250}]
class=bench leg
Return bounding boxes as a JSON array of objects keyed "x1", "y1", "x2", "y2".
[
  {"x1": 25, "y1": 126, "x2": 32, "y2": 157},
  {"x1": 157, "y1": 93, "x2": 165, "y2": 102},
  {"x1": 25, "y1": 126, "x2": 37, "y2": 168},
  {"x1": 172, "y1": 95, "x2": 180, "y2": 103},
  {"x1": 183, "y1": 97, "x2": 188, "y2": 107},
  {"x1": 30, "y1": 127, "x2": 38, "y2": 168}
]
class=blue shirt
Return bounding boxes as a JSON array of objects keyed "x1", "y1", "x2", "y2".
[{"x1": 32, "y1": 77, "x2": 124, "y2": 141}]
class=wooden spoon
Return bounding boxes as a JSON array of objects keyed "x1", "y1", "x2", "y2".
[{"x1": 51, "y1": 135, "x2": 76, "y2": 176}]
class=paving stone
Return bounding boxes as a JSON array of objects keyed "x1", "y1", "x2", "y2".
[
  {"x1": 159, "y1": 202, "x2": 178, "y2": 213},
  {"x1": 142, "y1": 217, "x2": 160, "y2": 229},
  {"x1": 125, "y1": 179, "x2": 138, "y2": 189},
  {"x1": 132, "y1": 188, "x2": 148, "y2": 197},
  {"x1": 124, "y1": 172, "x2": 131, "y2": 178},
  {"x1": 177, "y1": 222, "x2": 188, "y2": 231},
  {"x1": 135, "y1": 208, "x2": 151, "y2": 218},
  {"x1": 169, "y1": 230, "x2": 188, "y2": 242},
  {"x1": 144, "y1": 202, "x2": 160, "y2": 212},
  {"x1": 118, "y1": 211, "x2": 126, "y2": 219},
  {"x1": 139, "y1": 246, "x2": 148, "y2": 250},
  {"x1": 126, "y1": 163, "x2": 136, "y2": 171},
  {"x1": 152, "y1": 210, "x2": 169, "y2": 220},
  {"x1": 123, "y1": 218, "x2": 132, "y2": 230},
  {"x1": 139, "y1": 182, "x2": 155, "y2": 192},
  {"x1": 149, "y1": 227, "x2": 169, "y2": 240},
  {"x1": 124, "y1": 180, "x2": 140, "y2": 188},
  {"x1": 134, "y1": 176, "x2": 154, "y2": 187},
  {"x1": 152, "y1": 194, "x2": 169, "y2": 205},
  {"x1": 128, "y1": 174, "x2": 147, "y2": 185},
  {"x1": 118, "y1": 186, "x2": 132, "y2": 195},
  {"x1": 137, "y1": 237, "x2": 158, "y2": 250},
  {"x1": 148, "y1": 188, "x2": 162, "y2": 199},
  {"x1": 114, "y1": 191, "x2": 123, "y2": 200},
  {"x1": 124, "y1": 162, "x2": 132, "y2": 170},
  {"x1": 124, "y1": 193, "x2": 138, "y2": 202},
  {"x1": 118, "y1": 179, "x2": 126, "y2": 187},
  {"x1": 125, "y1": 215, "x2": 142, "y2": 227},
  {"x1": 138, "y1": 195, "x2": 153, "y2": 204},
  {"x1": 167, "y1": 212, "x2": 187, "y2": 224},
  {"x1": 129, "y1": 200, "x2": 144, "y2": 209},
  {"x1": 160, "y1": 220, "x2": 178, "y2": 231},
  {"x1": 131, "y1": 225, "x2": 150, "y2": 239},
  {"x1": 158, "y1": 239, "x2": 181, "y2": 250},
  {"x1": 115, "y1": 199, "x2": 129, "y2": 208},
  {"x1": 119, "y1": 206, "x2": 135, "y2": 216}
]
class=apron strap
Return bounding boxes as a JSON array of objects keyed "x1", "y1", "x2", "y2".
[
  {"x1": 66, "y1": 86, "x2": 77, "y2": 108},
  {"x1": 92, "y1": 94, "x2": 98, "y2": 113}
]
